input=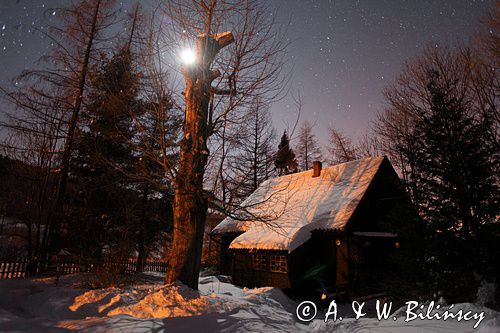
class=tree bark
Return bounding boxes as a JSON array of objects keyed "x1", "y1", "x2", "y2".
[{"x1": 165, "y1": 72, "x2": 210, "y2": 288}]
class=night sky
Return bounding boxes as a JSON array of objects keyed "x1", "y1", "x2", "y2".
[{"x1": 0, "y1": 0, "x2": 495, "y2": 146}]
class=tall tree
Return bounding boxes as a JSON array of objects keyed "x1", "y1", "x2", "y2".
[
  {"x1": 71, "y1": 46, "x2": 141, "y2": 259},
  {"x1": 167, "y1": 30, "x2": 235, "y2": 289},
  {"x1": 296, "y1": 121, "x2": 321, "y2": 170},
  {"x1": 375, "y1": 42, "x2": 499, "y2": 301},
  {"x1": 412, "y1": 72, "x2": 497, "y2": 238},
  {"x1": 155, "y1": 0, "x2": 288, "y2": 289}
]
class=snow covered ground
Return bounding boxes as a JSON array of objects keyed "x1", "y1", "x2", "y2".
[{"x1": 0, "y1": 273, "x2": 499, "y2": 332}]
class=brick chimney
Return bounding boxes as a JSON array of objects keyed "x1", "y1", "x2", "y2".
[{"x1": 312, "y1": 161, "x2": 322, "y2": 177}]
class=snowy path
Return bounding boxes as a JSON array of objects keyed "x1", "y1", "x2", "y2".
[{"x1": 0, "y1": 274, "x2": 498, "y2": 332}]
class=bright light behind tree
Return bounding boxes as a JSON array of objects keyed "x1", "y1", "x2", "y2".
[{"x1": 180, "y1": 48, "x2": 196, "y2": 65}]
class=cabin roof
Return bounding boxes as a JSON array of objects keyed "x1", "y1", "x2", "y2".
[{"x1": 212, "y1": 156, "x2": 388, "y2": 252}]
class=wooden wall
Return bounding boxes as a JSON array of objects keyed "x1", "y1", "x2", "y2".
[{"x1": 231, "y1": 249, "x2": 291, "y2": 289}]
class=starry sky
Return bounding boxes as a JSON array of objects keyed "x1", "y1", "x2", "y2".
[{"x1": 0, "y1": 0, "x2": 495, "y2": 146}]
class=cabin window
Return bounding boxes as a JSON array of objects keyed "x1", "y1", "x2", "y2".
[
  {"x1": 270, "y1": 255, "x2": 287, "y2": 273},
  {"x1": 252, "y1": 253, "x2": 268, "y2": 271},
  {"x1": 252, "y1": 253, "x2": 288, "y2": 273}
]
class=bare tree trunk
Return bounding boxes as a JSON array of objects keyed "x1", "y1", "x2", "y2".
[
  {"x1": 165, "y1": 78, "x2": 210, "y2": 287},
  {"x1": 136, "y1": 183, "x2": 149, "y2": 272},
  {"x1": 217, "y1": 112, "x2": 228, "y2": 203},
  {"x1": 165, "y1": 32, "x2": 234, "y2": 289}
]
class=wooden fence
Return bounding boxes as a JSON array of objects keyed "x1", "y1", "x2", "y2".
[{"x1": 0, "y1": 257, "x2": 168, "y2": 279}]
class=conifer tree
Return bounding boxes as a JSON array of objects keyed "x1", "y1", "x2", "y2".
[
  {"x1": 412, "y1": 72, "x2": 497, "y2": 239},
  {"x1": 274, "y1": 131, "x2": 298, "y2": 175},
  {"x1": 408, "y1": 71, "x2": 498, "y2": 301},
  {"x1": 71, "y1": 47, "x2": 142, "y2": 260}
]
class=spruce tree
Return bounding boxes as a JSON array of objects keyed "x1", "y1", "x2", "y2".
[
  {"x1": 274, "y1": 131, "x2": 298, "y2": 175},
  {"x1": 412, "y1": 72, "x2": 497, "y2": 238},
  {"x1": 411, "y1": 72, "x2": 498, "y2": 301},
  {"x1": 71, "y1": 47, "x2": 142, "y2": 260}
]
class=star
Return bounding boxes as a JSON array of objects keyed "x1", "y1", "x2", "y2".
[{"x1": 0, "y1": 0, "x2": 495, "y2": 147}]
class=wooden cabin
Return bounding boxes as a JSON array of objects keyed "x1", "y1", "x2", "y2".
[{"x1": 211, "y1": 157, "x2": 421, "y2": 296}]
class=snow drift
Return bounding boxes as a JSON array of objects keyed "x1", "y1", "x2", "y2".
[{"x1": 0, "y1": 273, "x2": 499, "y2": 332}]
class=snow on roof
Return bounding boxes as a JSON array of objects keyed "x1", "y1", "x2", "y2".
[{"x1": 212, "y1": 156, "x2": 386, "y2": 252}]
